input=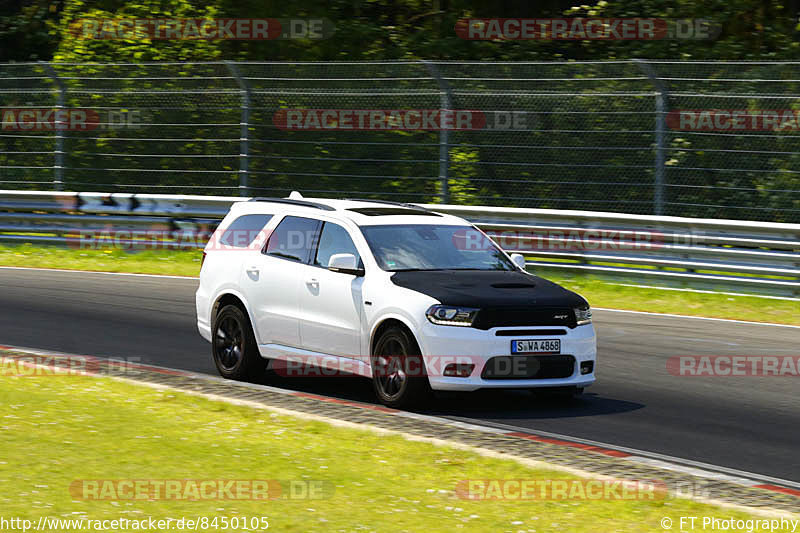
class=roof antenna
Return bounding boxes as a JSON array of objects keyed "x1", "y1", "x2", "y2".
[{"x1": 287, "y1": 191, "x2": 304, "y2": 200}]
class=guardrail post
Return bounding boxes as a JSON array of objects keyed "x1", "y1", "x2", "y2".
[
  {"x1": 635, "y1": 59, "x2": 669, "y2": 216},
  {"x1": 225, "y1": 61, "x2": 251, "y2": 197},
  {"x1": 41, "y1": 62, "x2": 65, "y2": 191},
  {"x1": 422, "y1": 60, "x2": 452, "y2": 204}
]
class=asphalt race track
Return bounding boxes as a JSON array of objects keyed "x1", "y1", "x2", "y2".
[{"x1": 1, "y1": 267, "x2": 798, "y2": 482}]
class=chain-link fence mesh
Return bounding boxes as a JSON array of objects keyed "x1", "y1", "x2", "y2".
[{"x1": 1, "y1": 60, "x2": 799, "y2": 222}]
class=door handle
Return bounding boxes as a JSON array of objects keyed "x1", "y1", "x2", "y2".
[
  {"x1": 246, "y1": 265, "x2": 259, "y2": 274},
  {"x1": 306, "y1": 278, "x2": 319, "y2": 287}
]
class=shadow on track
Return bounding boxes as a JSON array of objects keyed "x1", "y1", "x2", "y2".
[
  {"x1": 424, "y1": 389, "x2": 644, "y2": 419},
  {"x1": 255, "y1": 371, "x2": 644, "y2": 419}
]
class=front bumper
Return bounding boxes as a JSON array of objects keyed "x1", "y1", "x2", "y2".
[{"x1": 417, "y1": 321, "x2": 597, "y2": 392}]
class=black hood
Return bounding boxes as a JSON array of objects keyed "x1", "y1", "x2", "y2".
[
  {"x1": 390, "y1": 270, "x2": 588, "y2": 329},
  {"x1": 390, "y1": 270, "x2": 587, "y2": 309}
]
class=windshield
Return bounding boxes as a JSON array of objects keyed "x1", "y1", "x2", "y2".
[{"x1": 360, "y1": 224, "x2": 516, "y2": 272}]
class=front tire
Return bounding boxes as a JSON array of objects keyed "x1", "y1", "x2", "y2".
[
  {"x1": 212, "y1": 304, "x2": 266, "y2": 382},
  {"x1": 371, "y1": 326, "x2": 431, "y2": 409}
]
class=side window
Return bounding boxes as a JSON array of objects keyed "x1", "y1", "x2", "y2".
[
  {"x1": 219, "y1": 214, "x2": 273, "y2": 248},
  {"x1": 264, "y1": 216, "x2": 320, "y2": 263},
  {"x1": 314, "y1": 222, "x2": 360, "y2": 268}
]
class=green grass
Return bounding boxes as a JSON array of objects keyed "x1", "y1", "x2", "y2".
[
  {"x1": 0, "y1": 370, "x2": 793, "y2": 532},
  {"x1": 542, "y1": 272, "x2": 799, "y2": 326},
  {"x1": 0, "y1": 243, "x2": 797, "y2": 325},
  {"x1": 0, "y1": 243, "x2": 202, "y2": 277}
]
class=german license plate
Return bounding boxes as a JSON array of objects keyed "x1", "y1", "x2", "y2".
[{"x1": 511, "y1": 339, "x2": 561, "y2": 354}]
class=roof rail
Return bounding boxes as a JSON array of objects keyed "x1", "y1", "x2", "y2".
[
  {"x1": 343, "y1": 198, "x2": 432, "y2": 212},
  {"x1": 248, "y1": 197, "x2": 336, "y2": 211}
]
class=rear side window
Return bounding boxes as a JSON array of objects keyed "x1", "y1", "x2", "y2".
[
  {"x1": 314, "y1": 222, "x2": 360, "y2": 268},
  {"x1": 264, "y1": 216, "x2": 320, "y2": 263},
  {"x1": 219, "y1": 214, "x2": 273, "y2": 248}
]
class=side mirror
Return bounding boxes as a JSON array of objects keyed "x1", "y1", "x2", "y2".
[
  {"x1": 510, "y1": 253, "x2": 527, "y2": 270},
  {"x1": 328, "y1": 253, "x2": 364, "y2": 276}
]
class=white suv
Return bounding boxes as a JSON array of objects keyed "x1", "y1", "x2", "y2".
[{"x1": 196, "y1": 195, "x2": 596, "y2": 408}]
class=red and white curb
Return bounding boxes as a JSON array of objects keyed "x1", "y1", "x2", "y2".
[
  {"x1": 2, "y1": 343, "x2": 799, "y2": 501},
  {"x1": 298, "y1": 394, "x2": 800, "y2": 497}
]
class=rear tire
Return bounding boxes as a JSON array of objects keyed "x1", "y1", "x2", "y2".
[
  {"x1": 212, "y1": 304, "x2": 266, "y2": 382},
  {"x1": 371, "y1": 326, "x2": 431, "y2": 409}
]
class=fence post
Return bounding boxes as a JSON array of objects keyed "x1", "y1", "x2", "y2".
[
  {"x1": 41, "y1": 62, "x2": 65, "y2": 191},
  {"x1": 635, "y1": 59, "x2": 669, "y2": 216},
  {"x1": 422, "y1": 60, "x2": 452, "y2": 204},
  {"x1": 225, "y1": 61, "x2": 251, "y2": 197}
]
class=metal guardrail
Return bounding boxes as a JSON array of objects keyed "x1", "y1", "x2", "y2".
[{"x1": 0, "y1": 190, "x2": 797, "y2": 298}]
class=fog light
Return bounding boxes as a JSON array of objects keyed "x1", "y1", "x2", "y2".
[
  {"x1": 443, "y1": 363, "x2": 475, "y2": 377},
  {"x1": 580, "y1": 361, "x2": 594, "y2": 375}
]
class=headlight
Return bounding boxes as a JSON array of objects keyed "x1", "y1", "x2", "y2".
[
  {"x1": 426, "y1": 305, "x2": 479, "y2": 327},
  {"x1": 574, "y1": 306, "x2": 592, "y2": 326}
]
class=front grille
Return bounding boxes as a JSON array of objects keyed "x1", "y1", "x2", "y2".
[
  {"x1": 481, "y1": 355, "x2": 576, "y2": 380},
  {"x1": 495, "y1": 329, "x2": 567, "y2": 337},
  {"x1": 472, "y1": 307, "x2": 576, "y2": 330}
]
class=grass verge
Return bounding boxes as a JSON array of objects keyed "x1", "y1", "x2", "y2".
[
  {"x1": 0, "y1": 369, "x2": 793, "y2": 532},
  {"x1": 544, "y1": 273, "x2": 799, "y2": 326},
  {"x1": 0, "y1": 243, "x2": 202, "y2": 277},
  {"x1": 0, "y1": 243, "x2": 797, "y2": 325}
]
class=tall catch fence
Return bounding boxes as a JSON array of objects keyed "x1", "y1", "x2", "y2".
[{"x1": 1, "y1": 60, "x2": 798, "y2": 222}]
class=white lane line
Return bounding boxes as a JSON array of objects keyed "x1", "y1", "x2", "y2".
[
  {"x1": 1, "y1": 265, "x2": 797, "y2": 328},
  {"x1": 391, "y1": 410, "x2": 509, "y2": 434},
  {"x1": 0, "y1": 265, "x2": 198, "y2": 280},
  {"x1": 628, "y1": 456, "x2": 761, "y2": 487},
  {"x1": 594, "y1": 307, "x2": 800, "y2": 329},
  {"x1": 441, "y1": 416, "x2": 800, "y2": 490}
]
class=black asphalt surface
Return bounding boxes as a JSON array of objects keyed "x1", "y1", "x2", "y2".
[{"x1": 1, "y1": 267, "x2": 798, "y2": 482}]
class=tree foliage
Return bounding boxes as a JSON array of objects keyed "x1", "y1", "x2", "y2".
[
  {"x1": 0, "y1": 0, "x2": 795, "y2": 63},
  {"x1": 1, "y1": 1, "x2": 798, "y2": 220}
]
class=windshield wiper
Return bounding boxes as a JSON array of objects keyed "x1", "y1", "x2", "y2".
[
  {"x1": 391, "y1": 267, "x2": 511, "y2": 272},
  {"x1": 442, "y1": 267, "x2": 512, "y2": 271},
  {"x1": 391, "y1": 268, "x2": 445, "y2": 272}
]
